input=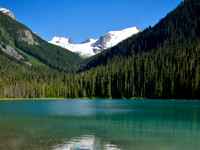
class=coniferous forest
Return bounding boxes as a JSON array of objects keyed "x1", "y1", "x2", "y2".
[{"x1": 0, "y1": 0, "x2": 200, "y2": 99}]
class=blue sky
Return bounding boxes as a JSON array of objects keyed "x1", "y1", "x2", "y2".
[{"x1": 1, "y1": 0, "x2": 183, "y2": 43}]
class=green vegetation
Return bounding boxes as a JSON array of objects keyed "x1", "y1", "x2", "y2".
[
  {"x1": 14, "y1": 40, "x2": 81, "y2": 72},
  {"x1": 11, "y1": 45, "x2": 46, "y2": 66},
  {"x1": 0, "y1": 0, "x2": 200, "y2": 99},
  {"x1": 0, "y1": 12, "x2": 81, "y2": 72}
]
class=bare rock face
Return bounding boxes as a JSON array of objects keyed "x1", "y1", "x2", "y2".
[
  {"x1": 18, "y1": 29, "x2": 36, "y2": 45},
  {"x1": 68, "y1": 38, "x2": 74, "y2": 44},
  {"x1": 1, "y1": 45, "x2": 25, "y2": 60},
  {"x1": 81, "y1": 39, "x2": 91, "y2": 44},
  {"x1": 93, "y1": 33, "x2": 112, "y2": 51},
  {"x1": 0, "y1": 7, "x2": 17, "y2": 20},
  {"x1": 1, "y1": 45, "x2": 32, "y2": 66},
  {"x1": 7, "y1": 10, "x2": 16, "y2": 20},
  {"x1": 93, "y1": 48, "x2": 101, "y2": 54}
]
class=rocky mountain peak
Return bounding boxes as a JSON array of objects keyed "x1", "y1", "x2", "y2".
[
  {"x1": 49, "y1": 26, "x2": 142, "y2": 58},
  {"x1": 68, "y1": 38, "x2": 74, "y2": 44},
  {"x1": 0, "y1": 7, "x2": 17, "y2": 20},
  {"x1": 81, "y1": 39, "x2": 92, "y2": 44}
]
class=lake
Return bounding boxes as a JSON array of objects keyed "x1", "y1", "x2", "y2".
[{"x1": 0, "y1": 99, "x2": 199, "y2": 150}]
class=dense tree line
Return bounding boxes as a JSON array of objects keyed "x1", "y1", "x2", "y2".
[
  {"x1": 0, "y1": 38, "x2": 199, "y2": 99},
  {"x1": 0, "y1": 0, "x2": 200, "y2": 99}
]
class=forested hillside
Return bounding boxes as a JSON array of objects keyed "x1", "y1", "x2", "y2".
[
  {"x1": 0, "y1": 0, "x2": 199, "y2": 99},
  {"x1": 80, "y1": 0, "x2": 200, "y2": 71},
  {"x1": 0, "y1": 12, "x2": 81, "y2": 72}
]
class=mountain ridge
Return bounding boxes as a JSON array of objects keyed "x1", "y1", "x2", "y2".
[
  {"x1": 0, "y1": 7, "x2": 16, "y2": 20},
  {"x1": 0, "y1": 0, "x2": 200, "y2": 99},
  {"x1": 0, "y1": 11, "x2": 81, "y2": 72},
  {"x1": 79, "y1": 0, "x2": 200, "y2": 72},
  {"x1": 49, "y1": 26, "x2": 142, "y2": 58}
]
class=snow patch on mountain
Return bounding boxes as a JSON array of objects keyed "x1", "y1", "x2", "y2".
[
  {"x1": 0, "y1": 7, "x2": 16, "y2": 20},
  {"x1": 50, "y1": 36, "x2": 98, "y2": 58},
  {"x1": 107, "y1": 26, "x2": 142, "y2": 46},
  {"x1": 0, "y1": 7, "x2": 9, "y2": 13},
  {"x1": 49, "y1": 26, "x2": 142, "y2": 58}
]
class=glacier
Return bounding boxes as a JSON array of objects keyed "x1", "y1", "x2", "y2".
[{"x1": 49, "y1": 26, "x2": 142, "y2": 58}]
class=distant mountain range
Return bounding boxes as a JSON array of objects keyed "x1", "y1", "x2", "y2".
[
  {"x1": 49, "y1": 27, "x2": 142, "y2": 58},
  {"x1": 0, "y1": 6, "x2": 142, "y2": 58}
]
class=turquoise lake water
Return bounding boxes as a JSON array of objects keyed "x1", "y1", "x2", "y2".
[{"x1": 0, "y1": 99, "x2": 199, "y2": 150}]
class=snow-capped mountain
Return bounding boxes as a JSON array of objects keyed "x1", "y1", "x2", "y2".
[
  {"x1": 93, "y1": 26, "x2": 142, "y2": 52},
  {"x1": 0, "y1": 7, "x2": 16, "y2": 20},
  {"x1": 49, "y1": 26, "x2": 142, "y2": 58},
  {"x1": 50, "y1": 36, "x2": 98, "y2": 58}
]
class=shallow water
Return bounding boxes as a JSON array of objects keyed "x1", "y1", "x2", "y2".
[{"x1": 0, "y1": 99, "x2": 199, "y2": 150}]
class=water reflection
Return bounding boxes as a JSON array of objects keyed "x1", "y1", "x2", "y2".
[
  {"x1": 0, "y1": 100, "x2": 200, "y2": 150},
  {"x1": 0, "y1": 99, "x2": 133, "y2": 116},
  {"x1": 53, "y1": 134, "x2": 120, "y2": 150}
]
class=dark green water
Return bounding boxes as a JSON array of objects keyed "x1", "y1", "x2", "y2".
[{"x1": 0, "y1": 99, "x2": 200, "y2": 150}]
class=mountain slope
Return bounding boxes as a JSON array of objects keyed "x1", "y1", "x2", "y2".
[
  {"x1": 74, "y1": 0, "x2": 200, "y2": 99},
  {"x1": 0, "y1": 11, "x2": 81, "y2": 72},
  {"x1": 0, "y1": 0, "x2": 200, "y2": 99},
  {"x1": 49, "y1": 26, "x2": 141, "y2": 58},
  {"x1": 0, "y1": 7, "x2": 16, "y2": 20},
  {"x1": 80, "y1": 0, "x2": 200, "y2": 72}
]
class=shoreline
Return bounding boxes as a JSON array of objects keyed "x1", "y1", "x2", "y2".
[
  {"x1": 0, "y1": 98, "x2": 106, "y2": 101},
  {"x1": 0, "y1": 98, "x2": 198, "y2": 101},
  {"x1": 0, "y1": 98, "x2": 67, "y2": 100},
  {"x1": 0, "y1": 97, "x2": 145, "y2": 100}
]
